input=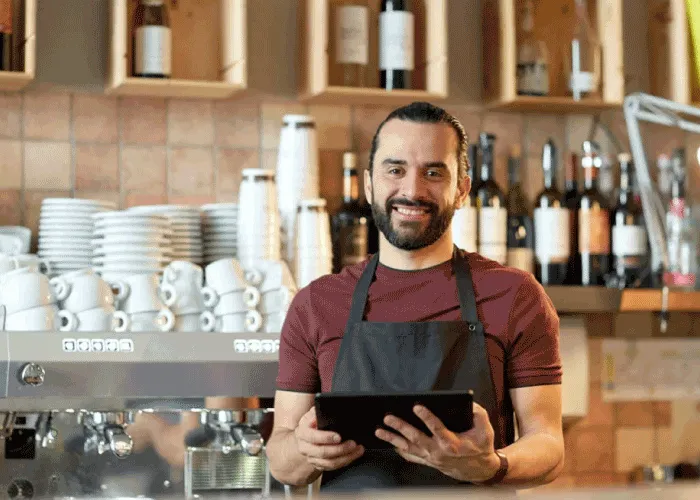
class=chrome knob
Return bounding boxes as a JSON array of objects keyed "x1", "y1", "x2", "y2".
[
  {"x1": 105, "y1": 426, "x2": 133, "y2": 458},
  {"x1": 20, "y1": 364, "x2": 45, "y2": 386},
  {"x1": 7, "y1": 479, "x2": 34, "y2": 499},
  {"x1": 232, "y1": 427, "x2": 264, "y2": 456}
]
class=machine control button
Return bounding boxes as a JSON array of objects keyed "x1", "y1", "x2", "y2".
[{"x1": 20, "y1": 363, "x2": 45, "y2": 387}]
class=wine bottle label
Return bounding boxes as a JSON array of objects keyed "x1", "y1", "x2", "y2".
[
  {"x1": 507, "y1": 248, "x2": 534, "y2": 274},
  {"x1": 452, "y1": 206, "x2": 477, "y2": 253},
  {"x1": 478, "y1": 207, "x2": 507, "y2": 264},
  {"x1": 517, "y1": 60, "x2": 548, "y2": 95},
  {"x1": 534, "y1": 207, "x2": 570, "y2": 263},
  {"x1": 379, "y1": 11, "x2": 414, "y2": 71},
  {"x1": 0, "y1": 0, "x2": 11, "y2": 32},
  {"x1": 578, "y1": 208, "x2": 610, "y2": 254},
  {"x1": 338, "y1": 223, "x2": 368, "y2": 267},
  {"x1": 135, "y1": 25, "x2": 172, "y2": 75},
  {"x1": 612, "y1": 225, "x2": 647, "y2": 256},
  {"x1": 336, "y1": 6, "x2": 369, "y2": 65}
]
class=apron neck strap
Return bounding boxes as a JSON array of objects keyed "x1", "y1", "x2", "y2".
[{"x1": 346, "y1": 246, "x2": 480, "y2": 326}]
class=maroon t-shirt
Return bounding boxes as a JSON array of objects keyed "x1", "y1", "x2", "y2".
[{"x1": 276, "y1": 249, "x2": 562, "y2": 448}]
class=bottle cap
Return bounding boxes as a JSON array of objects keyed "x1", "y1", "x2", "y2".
[{"x1": 342, "y1": 152, "x2": 358, "y2": 170}]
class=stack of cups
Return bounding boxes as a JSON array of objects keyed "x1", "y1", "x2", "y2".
[
  {"x1": 276, "y1": 115, "x2": 320, "y2": 267},
  {"x1": 161, "y1": 261, "x2": 215, "y2": 332},
  {"x1": 237, "y1": 169, "x2": 281, "y2": 265},
  {"x1": 50, "y1": 269, "x2": 128, "y2": 332},
  {"x1": 111, "y1": 274, "x2": 175, "y2": 332},
  {"x1": 202, "y1": 259, "x2": 263, "y2": 333},
  {"x1": 295, "y1": 199, "x2": 333, "y2": 288},
  {"x1": 0, "y1": 267, "x2": 69, "y2": 331}
]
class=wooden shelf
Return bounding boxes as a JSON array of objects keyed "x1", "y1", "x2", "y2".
[
  {"x1": 544, "y1": 286, "x2": 700, "y2": 313},
  {"x1": 482, "y1": 0, "x2": 624, "y2": 113},
  {"x1": 298, "y1": 0, "x2": 447, "y2": 104},
  {"x1": 0, "y1": 0, "x2": 36, "y2": 91},
  {"x1": 107, "y1": 0, "x2": 246, "y2": 100}
]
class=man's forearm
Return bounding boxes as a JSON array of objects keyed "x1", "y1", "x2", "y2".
[
  {"x1": 492, "y1": 432, "x2": 564, "y2": 488},
  {"x1": 266, "y1": 429, "x2": 322, "y2": 486}
]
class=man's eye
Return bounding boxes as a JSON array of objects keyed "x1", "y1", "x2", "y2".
[
  {"x1": 388, "y1": 168, "x2": 402, "y2": 175},
  {"x1": 427, "y1": 170, "x2": 442, "y2": 177}
]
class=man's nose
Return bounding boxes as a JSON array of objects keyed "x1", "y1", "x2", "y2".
[{"x1": 399, "y1": 169, "x2": 427, "y2": 199}]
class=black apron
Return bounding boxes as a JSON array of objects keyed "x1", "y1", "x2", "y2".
[{"x1": 320, "y1": 246, "x2": 501, "y2": 492}]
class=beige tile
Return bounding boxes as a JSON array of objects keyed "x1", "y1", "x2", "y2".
[
  {"x1": 615, "y1": 428, "x2": 654, "y2": 473},
  {"x1": 23, "y1": 190, "x2": 72, "y2": 249},
  {"x1": 319, "y1": 150, "x2": 343, "y2": 214},
  {"x1": 120, "y1": 146, "x2": 167, "y2": 194},
  {"x1": 23, "y1": 142, "x2": 72, "y2": 190},
  {"x1": 119, "y1": 97, "x2": 167, "y2": 144},
  {"x1": 443, "y1": 105, "x2": 482, "y2": 144},
  {"x1": 572, "y1": 427, "x2": 614, "y2": 473},
  {"x1": 261, "y1": 149, "x2": 278, "y2": 172},
  {"x1": 168, "y1": 194, "x2": 217, "y2": 205},
  {"x1": 23, "y1": 91, "x2": 71, "y2": 140},
  {"x1": 566, "y1": 114, "x2": 595, "y2": 159},
  {"x1": 0, "y1": 189, "x2": 22, "y2": 226},
  {"x1": 168, "y1": 147, "x2": 214, "y2": 196},
  {"x1": 526, "y1": 114, "x2": 566, "y2": 159},
  {"x1": 123, "y1": 192, "x2": 167, "y2": 208},
  {"x1": 352, "y1": 106, "x2": 395, "y2": 153},
  {"x1": 168, "y1": 100, "x2": 214, "y2": 146},
  {"x1": 216, "y1": 148, "x2": 259, "y2": 201},
  {"x1": 582, "y1": 383, "x2": 614, "y2": 427},
  {"x1": 0, "y1": 93, "x2": 22, "y2": 138},
  {"x1": 73, "y1": 94, "x2": 118, "y2": 143},
  {"x1": 214, "y1": 100, "x2": 260, "y2": 148},
  {"x1": 73, "y1": 191, "x2": 120, "y2": 208},
  {"x1": 75, "y1": 144, "x2": 119, "y2": 191},
  {"x1": 308, "y1": 104, "x2": 351, "y2": 151},
  {"x1": 0, "y1": 139, "x2": 22, "y2": 189},
  {"x1": 656, "y1": 401, "x2": 700, "y2": 464},
  {"x1": 261, "y1": 101, "x2": 308, "y2": 150},
  {"x1": 615, "y1": 402, "x2": 654, "y2": 427}
]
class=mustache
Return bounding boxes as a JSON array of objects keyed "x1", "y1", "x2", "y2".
[{"x1": 386, "y1": 197, "x2": 438, "y2": 212}]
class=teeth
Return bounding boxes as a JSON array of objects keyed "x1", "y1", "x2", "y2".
[{"x1": 396, "y1": 207, "x2": 426, "y2": 216}]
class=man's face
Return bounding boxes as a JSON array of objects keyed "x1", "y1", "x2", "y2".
[{"x1": 364, "y1": 119, "x2": 469, "y2": 251}]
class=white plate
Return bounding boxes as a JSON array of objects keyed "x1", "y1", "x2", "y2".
[
  {"x1": 93, "y1": 257, "x2": 168, "y2": 266},
  {"x1": 39, "y1": 215, "x2": 95, "y2": 224},
  {"x1": 95, "y1": 265, "x2": 164, "y2": 273},
  {"x1": 39, "y1": 230, "x2": 93, "y2": 238},
  {"x1": 91, "y1": 235, "x2": 171, "y2": 246},
  {"x1": 42, "y1": 198, "x2": 116, "y2": 207},
  {"x1": 39, "y1": 224, "x2": 94, "y2": 234},
  {"x1": 94, "y1": 227, "x2": 172, "y2": 237}
]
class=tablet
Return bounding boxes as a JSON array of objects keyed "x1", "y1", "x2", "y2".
[{"x1": 314, "y1": 390, "x2": 474, "y2": 450}]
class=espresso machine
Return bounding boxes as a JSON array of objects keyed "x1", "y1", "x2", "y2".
[{"x1": 0, "y1": 325, "x2": 281, "y2": 499}]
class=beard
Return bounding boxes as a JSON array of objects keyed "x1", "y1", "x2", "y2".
[{"x1": 371, "y1": 191, "x2": 456, "y2": 251}]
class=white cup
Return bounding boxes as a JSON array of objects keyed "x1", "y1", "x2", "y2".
[
  {"x1": 210, "y1": 287, "x2": 262, "y2": 315},
  {"x1": 74, "y1": 306, "x2": 129, "y2": 332},
  {"x1": 14, "y1": 254, "x2": 53, "y2": 275},
  {"x1": 162, "y1": 261, "x2": 207, "y2": 314},
  {"x1": 204, "y1": 259, "x2": 247, "y2": 295},
  {"x1": 128, "y1": 309, "x2": 175, "y2": 332},
  {"x1": 241, "y1": 260, "x2": 296, "y2": 293},
  {"x1": 0, "y1": 253, "x2": 20, "y2": 275},
  {"x1": 258, "y1": 287, "x2": 294, "y2": 315},
  {"x1": 263, "y1": 311, "x2": 285, "y2": 333},
  {"x1": 212, "y1": 310, "x2": 263, "y2": 333},
  {"x1": 51, "y1": 273, "x2": 115, "y2": 313},
  {"x1": 0, "y1": 269, "x2": 58, "y2": 315},
  {"x1": 111, "y1": 273, "x2": 175, "y2": 315},
  {"x1": 174, "y1": 311, "x2": 215, "y2": 333},
  {"x1": 4, "y1": 305, "x2": 62, "y2": 331}
]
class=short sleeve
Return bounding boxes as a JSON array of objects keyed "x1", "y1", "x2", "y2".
[
  {"x1": 275, "y1": 286, "x2": 321, "y2": 393},
  {"x1": 506, "y1": 274, "x2": 562, "y2": 388}
]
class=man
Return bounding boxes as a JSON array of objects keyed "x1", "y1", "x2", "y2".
[{"x1": 266, "y1": 102, "x2": 564, "y2": 491}]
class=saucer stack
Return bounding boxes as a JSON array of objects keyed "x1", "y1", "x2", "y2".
[
  {"x1": 37, "y1": 198, "x2": 117, "y2": 277},
  {"x1": 128, "y1": 205, "x2": 203, "y2": 264},
  {"x1": 91, "y1": 211, "x2": 172, "y2": 282},
  {"x1": 200, "y1": 203, "x2": 238, "y2": 265}
]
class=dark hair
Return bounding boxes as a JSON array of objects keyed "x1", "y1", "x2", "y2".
[{"x1": 368, "y1": 101, "x2": 469, "y2": 182}]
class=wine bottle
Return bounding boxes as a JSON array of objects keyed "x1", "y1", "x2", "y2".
[
  {"x1": 452, "y1": 143, "x2": 478, "y2": 252},
  {"x1": 565, "y1": 152, "x2": 580, "y2": 284},
  {"x1": 534, "y1": 140, "x2": 569, "y2": 285},
  {"x1": 578, "y1": 141, "x2": 610, "y2": 286},
  {"x1": 329, "y1": 0, "x2": 370, "y2": 87},
  {"x1": 332, "y1": 152, "x2": 369, "y2": 272},
  {"x1": 506, "y1": 146, "x2": 534, "y2": 273},
  {"x1": 379, "y1": 0, "x2": 414, "y2": 90},
  {"x1": 664, "y1": 148, "x2": 696, "y2": 289},
  {"x1": 476, "y1": 133, "x2": 507, "y2": 265},
  {"x1": 0, "y1": 0, "x2": 12, "y2": 71},
  {"x1": 133, "y1": 0, "x2": 172, "y2": 78},
  {"x1": 611, "y1": 154, "x2": 648, "y2": 288},
  {"x1": 566, "y1": 0, "x2": 601, "y2": 100},
  {"x1": 517, "y1": 0, "x2": 549, "y2": 96}
]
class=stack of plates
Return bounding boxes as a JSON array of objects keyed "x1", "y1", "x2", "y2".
[
  {"x1": 201, "y1": 203, "x2": 238, "y2": 264},
  {"x1": 37, "y1": 198, "x2": 117, "y2": 277},
  {"x1": 127, "y1": 205, "x2": 203, "y2": 264},
  {"x1": 91, "y1": 211, "x2": 173, "y2": 281}
]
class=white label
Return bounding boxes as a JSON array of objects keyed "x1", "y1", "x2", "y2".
[
  {"x1": 336, "y1": 6, "x2": 369, "y2": 65},
  {"x1": 379, "y1": 11, "x2": 414, "y2": 71},
  {"x1": 534, "y1": 207, "x2": 570, "y2": 262},
  {"x1": 234, "y1": 339, "x2": 280, "y2": 354},
  {"x1": 507, "y1": 248, "x2": 534, "y2": 273},
  {"x1": 478, "y1": 207, "x2": 507, "y2": 263},
  {"x1": 135, "y1": 25, "x2": 172, "y2": 75},
  {"x1": 517, "y1": 60, "x2": 548, "y2": 95},
  {"x1": 479, "y1": 244, "x2": 507, "y2": 265},
  {"x1": 452, "y1": 206, "x2": 477, "y2": 253},
  {"x1": 63, "y1": 338, "x2": 133, "y2": 353},
  {"x1": 569, "y1": 71, "x2": 594, "y2": 93},
  {"x1": 612, "y1": 225, "x2": 648, "y2": 256}
]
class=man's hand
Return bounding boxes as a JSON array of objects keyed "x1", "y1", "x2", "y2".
[
  {"x1": 295, "y1": 406, "x2": 365, "y2": 472},
  {"x1": 375, "y1": 402, "x2": 501, "y2": 483}
]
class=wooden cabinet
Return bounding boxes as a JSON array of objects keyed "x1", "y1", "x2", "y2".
[
  {"x1": 648, "y1": 0, "x2": 700, "y2": 106},
  {"x1": 482, "y1": 0, "x2": 624, "y2": 113},
  {"x1": 107, "y1": 0, "x2": 246, "y2": 99},
  {"x1": 0, "y1": 0, "x2": 36, "y2": 91},
  {"x1": 298, "y1": 0, "x2": 447, "y2": 105}
]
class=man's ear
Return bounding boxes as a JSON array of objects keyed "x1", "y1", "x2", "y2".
[
  {"x1": 364, "y1": 169, "x2": 372, "y2": 204},
  {"x1": 454, "y1": 175, "x2": 471, "y2": 209}
]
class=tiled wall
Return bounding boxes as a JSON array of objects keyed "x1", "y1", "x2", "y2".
[{"x1": 1, "y1": 89, "x2": 699, "y2": 490}]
